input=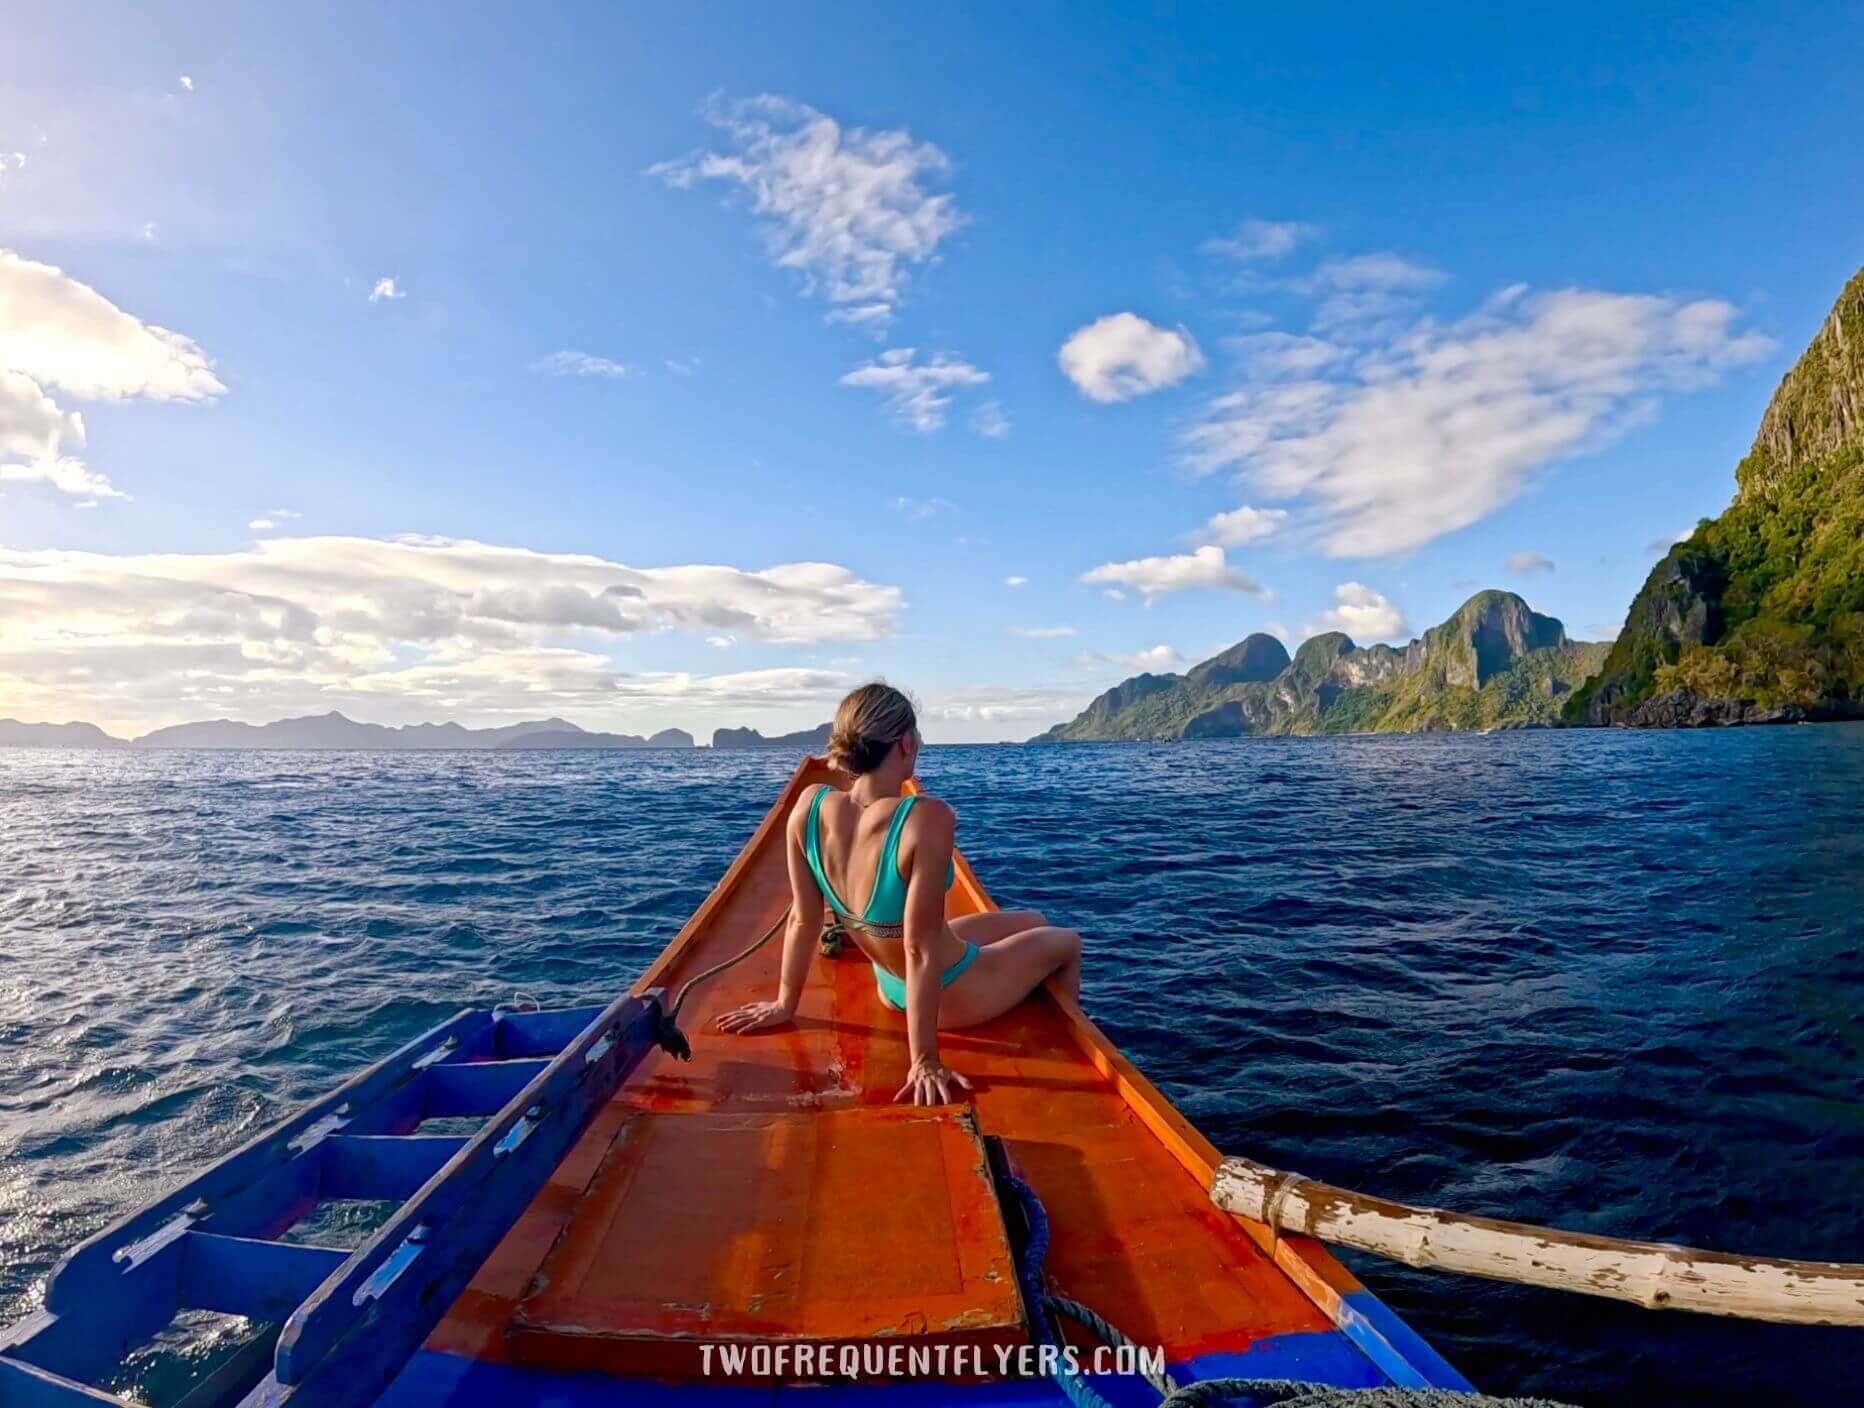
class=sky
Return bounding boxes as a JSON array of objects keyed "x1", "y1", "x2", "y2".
[{"x1": 1, "y1": 2, "x2": 1860, "y2": 742}]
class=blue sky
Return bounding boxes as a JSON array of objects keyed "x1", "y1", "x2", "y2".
[{"x1": 1, "y1": 2, "x2": 1860, "y2": 740}]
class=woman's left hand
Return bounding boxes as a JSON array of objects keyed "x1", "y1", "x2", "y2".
[{"x1": 716, "y1": 1000, "x2": 795, "y2": 1033}]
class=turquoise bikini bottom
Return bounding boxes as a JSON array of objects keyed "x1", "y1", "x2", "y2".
[{"x1": 872, "y1": 942, "x2": 980, "y2": 1012}]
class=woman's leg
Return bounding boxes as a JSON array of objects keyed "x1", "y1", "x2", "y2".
[
  {"x1": 950, "y1": 909, "x2": 1050, "y2": 949},
  {"x1": 936, "y1": 926, "x2": 1082, "y2": 1029}
]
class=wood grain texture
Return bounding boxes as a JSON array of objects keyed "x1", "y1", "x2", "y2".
[{"x1": 1213, "y1": 1154, "x2": 1864, "y2": 1325}]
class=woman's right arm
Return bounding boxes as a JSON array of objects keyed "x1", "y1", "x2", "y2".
[{"x1": 716, "y1": 793, "x2": 826, "y2": 1033}]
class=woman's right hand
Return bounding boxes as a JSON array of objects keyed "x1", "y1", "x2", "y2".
[
  {"x1": 894, "y1": 1056, "x2": 974, "y2": 1106},
  {"x1": 715, "y1": 999, "x2": 795, "y2": 1034}
]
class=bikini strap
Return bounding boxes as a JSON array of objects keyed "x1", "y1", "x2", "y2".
[
  {"x1": 876, "y1": 794, "x2": 918, "y2": 890},
  {"x1": 803, "y1": 784, "x2": 845, "y2": 913}
]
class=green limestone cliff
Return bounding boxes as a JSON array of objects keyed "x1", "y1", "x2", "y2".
[
  {"x1": 1569, "y1": 265, "x2": 1864, "y2": 725},
  {"x1": 1035, "y1": 590, "x2": 1608, "y2": 742},
  {"x1": 1037, "y1": 633, "x2": 1291, "y2": 741}
]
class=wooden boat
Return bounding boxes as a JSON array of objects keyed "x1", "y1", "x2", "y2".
[{"x1": 0, "y1": 757, "x2": 1469, "y2": 1408}]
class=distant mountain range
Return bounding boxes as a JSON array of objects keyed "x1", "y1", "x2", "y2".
[
  {"x1": 0, "y1": 711, "x2": 695, "y2": 751},
  {"x1": 711, "y1": 722, "x2": 833, "y2": 749},
  {"x1": 1035, "y1": 591, "x2": 1609, "y2": 742}
]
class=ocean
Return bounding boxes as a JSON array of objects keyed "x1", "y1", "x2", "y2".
[{"x1": 2, "y1": 727, "x2": 1861, "y2": 1405}]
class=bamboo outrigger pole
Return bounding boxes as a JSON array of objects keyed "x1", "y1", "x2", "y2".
[{"x1": 1211, "y1": 1155, "x2": 1864, "y2": 1327}]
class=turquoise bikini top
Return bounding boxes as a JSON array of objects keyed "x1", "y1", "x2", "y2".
[{"x1": 802, "y1": 785, "x2": 953, "y2": 937}]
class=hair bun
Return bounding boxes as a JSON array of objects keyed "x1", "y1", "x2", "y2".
[
  {"x1": 827, "y1": 726, "x2": 887, "y2": 776},
  {"x1": 826, "y1": 683, "x2": 917, "y2": 776}
]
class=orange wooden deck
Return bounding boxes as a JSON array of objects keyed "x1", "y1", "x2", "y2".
[{"x1": 427, "y1": 759, "x2": 1358, "y2": 1379}]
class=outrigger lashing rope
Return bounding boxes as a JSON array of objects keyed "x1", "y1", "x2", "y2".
[{"x1": 1003, "y1": 1174, "x2": 1579, "y2": 1408}]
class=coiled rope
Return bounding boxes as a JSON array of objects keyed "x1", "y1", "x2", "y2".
[{"x1": 1003, "y1": 1175, "x2": 1577, "y2": 1408}]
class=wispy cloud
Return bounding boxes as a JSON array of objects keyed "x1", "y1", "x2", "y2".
[
  {"x1": 1081, "y1": 545, "x2": 1267, "y2": 604},
  {"x1": 971, "y1": 399, "x2": 1010, "y2": 438},
  {"x1": 1186, "y1": 283, "x2": 1773, "y2": 557},
  {"x1": 1058, "y1": 312, "x2": 1204, "y2": 403},
  {"x1": 1304, "y1": 253, "x2": 1446, "y2": 333},
  {"x1": 890, "y1": 494, "x2": 957, "y2": 517},
  {"x1": 1004, "y1": 575, "x2": 1028, "y2": 588},
  {"x1": 178, "y1": 76, "x2": 195, "y2": 93},
  {"x1": 533, "y1": 350, "x2": 634, "y2": 379},
  {"x1": 651, "y1": 94, "x2": 963, "y2": 328},
  {"x1": 1075, "y1": 644, "x2": 1184, "y2": 673},
  {"x1": 0, "y1": 249, "x2": 222, "y2": 500},
  {"x1": 1505, "y1": 550, "x2": 1555, "y2": 575},
  {"x1": 368, "y1": 276, "x2": 404, "y2": 302},
  {"x1": 842, "y1": 348, "x2": 988, "y2": 431},
  {"x1": 1201, "y1": 218, "x2": 1316, "y2": 263},
  {"x1": 1008, "y1": 625, "x2": 1076, "y2": 639}
]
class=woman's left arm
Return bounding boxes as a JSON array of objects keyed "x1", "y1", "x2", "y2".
[
  {"x1": 717, "y1": 793, "x2": 825, "y2": 1033},
  {"x1": 894, "y1": 798, "x2": 973, "y2": 1106}
]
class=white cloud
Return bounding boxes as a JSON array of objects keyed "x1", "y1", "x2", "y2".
[
  {"x1": 0, "y1": 250, "x2": 225, "y2": 401},
  {"x1": 0, "y1": 153, "x2": 25, "y2": 187},
  {"x1": 1058, "y1": 313, "x2": 1204, "y2": 403},
  {"x1": 270, "y1": 507, "x2": 301, "y2": 520},
  {"x1": 842, "y1": 348, "x2": 988, "y2": 431},
  {"x1": 1309, "y1": 582, "x2": 1407, "y2": 642},
  {"x1": 248, "y1": 518, "x2": 275, "y2": 532},
  {"x1": 140, "y1": 222, "x2": 158, "y2": 242},
  {"x1": 651, "y1": 94, "x2": 962, "y2": 327},
  {"x1": 534, "y1": 350, "x2": 633, "y2": 379},
  {"x1": 368, "y1": 277, "x2": 404, "y2": 302},
  {"x1": 971, "y1": 400, "x2": 1010, "y2": 438},
  {"x1": 1186, "y1": 284, "x2": 1773, "y2": 557},
  {"x1": 1080, "y1": 544, "x2": 1266, "y2": 604},
  {"x1": 1008, "y1": 625, "x2": 1076, "y2": 639},
  {"x1": 1004, "y1": 575, "x2": 1028, "y2": 588},
  {"x1": 0, "y1": 249, "x2": 222, "y2": 500},
  {"x1": 1201, "y1": 218, "x2": 1316, "y2": 263},
  {"x1": 890, "y1": 495, "x2": 956, "y2": 517},
  {"x1": 179, "y1": 76, "x2": 194, "y2": 92},
  {"x1": 0, "y1": 536, "x2": 904, "y2": 732},
  {"x1": 1645, "y1": 528, "x2": 1693, "y2": 554},
  {"x1": 1201, "y1": 505, "x2": 1288, "y2": 546},
  {"x1": 1076, "y1": 644, "x2": 1184, "y2": 673},
  {"x1": 1101, "y1": 588, "x2": 1126, "y2": 602},
  {"x1": 1505, "y1": 550, "x2": 1555, "y2": 574},
  {"x1": 0, "y1": 457, "x2": 124, "y2": 500},
  {"x1": 665, "y1": 357, "x2": 698, "y2": 375}
]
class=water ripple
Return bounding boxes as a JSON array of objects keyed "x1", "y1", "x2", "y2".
[{"x1": 0, "y1": 732, "x2": 1861, "y2": 1405}]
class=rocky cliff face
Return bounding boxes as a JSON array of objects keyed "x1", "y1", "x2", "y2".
[
  {"x1": 712, "y1": 722, "x2": 834, "y2": 749},
  {"x1": 1571, "y1": 264, "x2": 1864, "y2": 725},
  {"x1": 1038, "y1": 592, "x2": 1606, "y2": 742}
]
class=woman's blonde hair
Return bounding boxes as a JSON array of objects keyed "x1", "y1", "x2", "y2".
[{"x1": 827, "y1": 682, "x2": 917, "y2": 776}]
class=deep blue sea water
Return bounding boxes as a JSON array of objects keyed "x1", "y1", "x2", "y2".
[{"x1": 2, "y1": 728, "x2": 1862, "y2": 1406}]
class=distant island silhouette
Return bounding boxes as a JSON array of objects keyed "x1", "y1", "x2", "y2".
[{"x1": 0, "y1": 711, "x2": 697, "y2": 751}]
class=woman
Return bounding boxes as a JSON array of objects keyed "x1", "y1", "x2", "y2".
[{"x1": 716, "y1": 683, "x2": 1083, "y2": 1105}]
